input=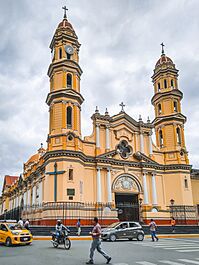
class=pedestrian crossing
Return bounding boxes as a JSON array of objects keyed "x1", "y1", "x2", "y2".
[
  {"x1": 135, "y1": 258, "x2": 199, "y2": 265},
  {"x1": 135, "y1": 238, "x2": 199, "y2": 253}
]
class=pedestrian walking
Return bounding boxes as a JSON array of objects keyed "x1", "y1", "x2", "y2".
[
  {"x1": 18, "y1": 218, "x2": 23, "y2": 229},
  {"x1": 171, "y1": 217, "x2": 176, "y2": 233},
  {"x1": 24, "y1": 219, "x2": 30, "y2": 230},
  {"x1": 76, "y1": 218, "x2": 81, "y2": 236},
  {"x1": 86, "y1": 217, "x2": 111, "y2": 264},
  {"x1": 149, "y1": 219, "x2": 159, "y2": 241}
]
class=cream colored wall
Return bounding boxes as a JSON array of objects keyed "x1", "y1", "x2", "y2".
[
  {"x1": 163, "y1": 172, "x2": 193, "y2": 206},
  {"x1": 191, "y1": 179, "x2": 199, "y2": 205}
]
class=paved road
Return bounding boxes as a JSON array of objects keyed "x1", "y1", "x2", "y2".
[{"x1": 1, "y1": 238, "x2": 199, "y2": 265}]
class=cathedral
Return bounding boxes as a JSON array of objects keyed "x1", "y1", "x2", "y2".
[{"x1": 1, "y1": 10, "x2": 199, "y2": 225}]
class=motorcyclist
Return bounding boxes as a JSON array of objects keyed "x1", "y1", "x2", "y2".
[{"x1": 55, "y1": 220, "x2": 70, "y2": 241}]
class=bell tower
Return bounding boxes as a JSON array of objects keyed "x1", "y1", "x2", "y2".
[
  {"x1": 46, "y1": 7, "x2": 84, "y2": 151},
  {"x1": 151, "y1": 44, "x2": 189, "y2": 164}
]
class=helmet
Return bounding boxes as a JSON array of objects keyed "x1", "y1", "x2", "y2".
[{"x1": 57, "y1": 219, "x2": 62, "y2": 225}]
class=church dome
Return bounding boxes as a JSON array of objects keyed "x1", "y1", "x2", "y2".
[
  {"x1": 58, "y1": 18, "x2": 74, "y2": 31},
  {"x1": 155, "y1": 54, "x2": 173, "y2": 68}
]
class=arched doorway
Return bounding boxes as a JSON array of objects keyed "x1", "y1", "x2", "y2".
[{"x1": 112, "y1": 174, "x2": 142, "y2": 221}]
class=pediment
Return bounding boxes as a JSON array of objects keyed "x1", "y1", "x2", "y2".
[
  {"x1": 114, "y1": 127, "x2": 134, "y2": 141},
  {"x1": 133, "y1": 152, "x2": 159, "y2": 165}
]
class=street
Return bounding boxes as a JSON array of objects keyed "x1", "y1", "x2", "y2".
[{"x1": 1, "y1": 238, "x2": 199, "y2": 265}]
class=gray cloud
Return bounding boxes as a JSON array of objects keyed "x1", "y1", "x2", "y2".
[{"x1": 0, "y1": 0, "x2": 199, "y2": 192}]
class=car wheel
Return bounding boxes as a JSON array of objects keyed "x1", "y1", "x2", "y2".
[
  {"x1": 109, "y1": 234, "x2": 116, "y2": 242},
  {"x1": 5, "y1": 237, "x2": 12, "y2": 247},
  {"x1": 137, "y1": 233, "x2": 144, "y2": 241}
]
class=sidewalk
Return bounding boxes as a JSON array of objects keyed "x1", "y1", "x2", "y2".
[{"x1": 33, "y1": 234, "x2": 199, "y2": 241}]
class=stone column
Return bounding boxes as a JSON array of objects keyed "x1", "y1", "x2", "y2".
[
  {"x1": 107, "y1": 168, "x2": 112, "y2": 203},
  {"x1": 97, "y1": 167, "x2": 102, "y2": 202},
  {"x1": 149, "y1": 131, "x2": 153, "y2": 155},
  {"x1": 96, "y1": 124, "x2": 100, "y2": 148},
  {"x1": 105, "y1": 126, "x2": 110, "y2": 150},
  {"x1": 140, "y1": 133, "x2": 144, "y2": 153},
  {"x1": 142, "y1": 172, "x2": 149, "y2": 204},
  {"x1": 151, "y1": 172, "x2": 158, "y2": 205},
  {"x1": 38, "y1": 181, "x2": 43, "y2": 205},
  {"x1": 32, "y1": 185, "x2": 36, "y2": 206}
]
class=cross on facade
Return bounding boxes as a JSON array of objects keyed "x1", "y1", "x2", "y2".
[
  {"x1": 161, "y1": 42, "x2": 165, "y2": 55},
  {"x1": 46, "y1": 162, "x2": 65, "y2": 202},
  {"x1": 62, "y1": 6, "x2": 68, "y2": 19},
  {"x1": 119, "y1": 102, "x2": 125, "y2": 112}
]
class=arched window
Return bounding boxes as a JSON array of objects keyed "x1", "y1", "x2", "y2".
[
  {"x1": 59, "y1": 48, "x2": 62, "y2": 59},
  {"x1": 164, "y1": 79, "x2": 167, "y2": 88},
  {"x1": 67, "y1": 73, "x2": 72, "y2": 88},
  {"x1": 171, "y1": 79, "x2": 174, "y2": 88},
  {"x1": 176, "y1": 127, "x2": 181, "y2": 144},
  {"x1": 158, "y1": 82, "x2": 161, "y2": 91},
  {"x1": 158, "y1": 103, "x2": 162, "y2": 115},
  {"x1": 174, "y1": 101, "x2": 178, "y2": 112},
  {"x1": 159, "y1": 130, "x2": 163, "y2": 147},
  {"x1": 67, "y1": 106, "x2": 72, "y2": 128},
  {"x1": 67, "y1": 53, "x2": 71, "y2": 60}
]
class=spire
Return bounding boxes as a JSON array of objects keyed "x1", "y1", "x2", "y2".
[
  {"x1": 161, "y1": 42, "x2": 165, "y2": 55},
  {"x1": 62, "y1": 6, "x2": 68, "y2": 19}
]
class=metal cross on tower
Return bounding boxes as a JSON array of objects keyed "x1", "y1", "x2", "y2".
[
  {"x1": 119, "y1": 102, "x2": 125, "y2": 112},
  {"x1": 46, "y1": 162, "x2": 65, "y2": 202},
  {"x1": 62, "y1": 5, "x2": 68, "y2": 19},
  {"x1": 161, "y1": 42, "x2": 165, "y2": 55}
]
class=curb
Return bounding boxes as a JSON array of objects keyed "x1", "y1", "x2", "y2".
[{"x1": 33, "y1": 234, "x2": 199, "y2": 241}]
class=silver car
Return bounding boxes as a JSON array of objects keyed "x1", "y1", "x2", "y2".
[{"x1": 101, "y1": 221, "x2": 144, "y2": 242}]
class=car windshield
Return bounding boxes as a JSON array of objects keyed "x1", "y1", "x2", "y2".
[
  {"x1": 7, "y1": 223, "x2": 22, "y2": 230},
  {"x1": 107, "y1": 222, "x2": 120, "y2": 228}
]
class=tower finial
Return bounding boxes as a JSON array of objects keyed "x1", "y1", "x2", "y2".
[
  {"x1": 161, "y1": 42, "x2": 165, "y2": 55},
  {"x1": 119, "y1": 102, "x2": 125, "y2": 113},
  {"x1": 62, "y1": 6, "x2": 68, "y2": 19}
]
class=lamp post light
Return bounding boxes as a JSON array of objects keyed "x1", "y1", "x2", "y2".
[
  {"x1": 170, "y1": 199, "x2": 175, "y2": 218},
  {"x1": 139, "y1": 198, "x2": 143, "y2": 223}
]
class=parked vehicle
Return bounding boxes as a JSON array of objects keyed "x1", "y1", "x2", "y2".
[
  {"x1": 101, "y1": 221, "x2": 144, "y2": 242},
  {"x1": 0, "y1": 221, "x2": 33, "y2": 246},
  {"x1": 51, "y1": 230, "x2": 71, "y2": 250}
]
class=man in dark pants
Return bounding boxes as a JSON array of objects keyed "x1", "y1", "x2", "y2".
[{"x1": 86, "y1": 217, "x2": 111, "y2": 264}]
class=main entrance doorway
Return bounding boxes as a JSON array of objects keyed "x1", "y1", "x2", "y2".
[{"x1": 115, "y1": 193, "x2": 139, "y2": 221}]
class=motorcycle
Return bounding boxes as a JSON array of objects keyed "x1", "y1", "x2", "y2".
[{"x1": 51, "y1": 229, "x2": 71, "y2": 250}]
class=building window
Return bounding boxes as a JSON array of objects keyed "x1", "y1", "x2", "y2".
[
  {"x1": 164, "y1": 79, "x2": 167, "y2": 88},
  {"x1": 69, "y1": 196, "x2": 73, "y2": 200},
  {"x1": 59, "y1": 48, "x2": 62, "y2": 59},
  {"x1": 67, "y1": 106, "x2": 72, "y2": 128},
  {"x1": 174, "y1": 101, "x2": 178, "y2": 112},
  {"x1": 69, "y1": 169, "x2": 73, "y2": 181},
  {"x1": 184, "y1": 178, "x2": 188, "y2": 189},
  {"x1": 159, "y1": 130, "x2": 163, "y2": 147},
  {"x1": 158, "y1": 82, "x2": 161, "y2": 91},
  {"x1": 171, "y1": 79, "x2": 174, "y2": 88},
  {"x1": 158, "y1": 103, "x2": 162, "y2": 114},
  {"x1": 67, "y1": 53, "x2": 71, "y2": 60},
  {"x1": 67, "y1": 189, "x2": 75, "y2": 196},
  {"x1": 176, "y1": 127, "x2": 181, "y2": 144},
  {"x1": 67, "y1": 73, "x2": 72, "y2": 87}
]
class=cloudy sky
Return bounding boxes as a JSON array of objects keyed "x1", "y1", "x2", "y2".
[{"x1": 0, "y1": 0, "x2": 199, "y2": 192}]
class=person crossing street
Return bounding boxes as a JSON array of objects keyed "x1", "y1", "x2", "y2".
[{"x1": 86, "y1": 217, "x2": 111, "y2": 264}]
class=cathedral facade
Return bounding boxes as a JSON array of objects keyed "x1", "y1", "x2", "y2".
[{"x1": 1, "y1": 12, "x2": 199, "y2": 225}]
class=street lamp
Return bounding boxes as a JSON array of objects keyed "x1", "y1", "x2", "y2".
[
  {"x1": 139, "y1": 198, "x2": 143, "y2": 223},
  {"x1": 170, "y1": 199, "x2": 175, "y2": 218}
]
